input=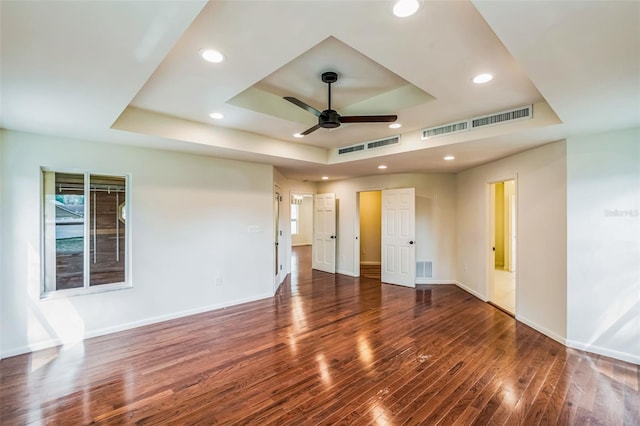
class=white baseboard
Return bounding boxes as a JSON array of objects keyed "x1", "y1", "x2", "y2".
[
  {"x1": 291, "y1": 243, "x2": 311, "y2": 247},
  {"x1": 416, "y1": 279, "x2": 456, "y2": 285},
  {"x1": 452, "y1": 281, "x2": 637, "y2": 366},
  {"x1": 336, "y1": 269, "x2": 357, "y2": 277},
  {"x1": 359, "y1": 261, "x2": 381, "y2": 266},
  {"x1": 0, "y1": 292, "x2": 273, "y2": 360},
  {"x1": 516, "y1": 315, "x2": 566, "y2": 346},
  {"x1": 453, "y1": 280, "x2": 488, "y2": 302},
  {"x1": 566, "y1": 339, "x2": 640, "y2": 365}
]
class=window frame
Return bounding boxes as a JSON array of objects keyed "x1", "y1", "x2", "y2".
[{"x1": 40, "y1": 167, "x2": 132, "y2": 298}]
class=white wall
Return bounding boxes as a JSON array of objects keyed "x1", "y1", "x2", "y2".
[
  {"x1": 566, "y1": 127, "x2": 640, "y2": 364},
  {"x1": 456, "y1": 141, "x2": 567, "y2": 343},
  {"x1": 0, "y1": 130, "x2": 275, "y2": 358},
  {"x1": 0, "y1": 133, "x2": 3, "y2": 354},
  {"x1": 317, "y1": 173, "x2": 457, "y2": 281}
]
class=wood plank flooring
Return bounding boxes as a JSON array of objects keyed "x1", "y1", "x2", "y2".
[
  {"x1": 360, "y1": 263, "x2": 381, "y2": 280},
  {"x1": 1, "y1": 246, "x2": 638, "y2": 425}
]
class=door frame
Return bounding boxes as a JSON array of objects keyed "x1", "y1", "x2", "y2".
[
  {"x1": 274, "y1": 187, "x2": 283, "y2": 291},
  {"x1": 354, "y1": 187, "x2": 416, "y2": 286},
  {"x1": 486, "y1": 175, "x2": 518, "y2": 313},
  {"x1": 290, "y1": 191, "x2": 314, "y2": 248},
  {"x1": 354, "y1": 188, "x2": 384, "y2": 278}
]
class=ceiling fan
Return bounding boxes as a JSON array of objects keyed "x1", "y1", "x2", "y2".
[{"x1": 284, "y1": 71, "x2": 398, "y2": 136}]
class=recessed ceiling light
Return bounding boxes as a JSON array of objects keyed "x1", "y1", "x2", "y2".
[
  {"x1": 200, "y1": 49, "x2": 225, "y2": 63},
  {"x1": 209, "y1": 112, "x2": 224, "y2": 120},
  {"x1": 389, "y1": 123, "x2": 402, "y2": 129},
  {"x1": 444, "y1": 155, "x2": 455, "y2": 161},
  {"x1": 473, "y1": 73, "x2": 493, "y2": 84},
  {"x1": 393, "y1": 0, "x2": 419, "y2": 17},
  {"x1": 321, "y1": 176, "x2": 329, "y2": 180},
  {"x1": 378, "y1": 165, "x2": 388, "y2": 169},
  {"x1": 293, "y1": 133, "x2": 304, "y2": 138}
]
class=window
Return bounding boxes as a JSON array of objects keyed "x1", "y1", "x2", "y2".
[
  {"x1": 42, "y1": 169, "x2": 130, "y2": 296},
  {"x1": 291, "y1": 203, "x2": 299, "y2": 235}
]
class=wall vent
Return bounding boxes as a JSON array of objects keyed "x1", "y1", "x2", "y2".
[
  {"x1": 422, "y1": 121, "x2": 468, "y2": 139},
  {"x1": 337, "y1": 144, "x2": 365, "y2": 155},
  {"x1": 416, "y1": 260, "x2": 433, "y2": 278},
  {"x1": 367, "y1": 136, "x2": 400, "y2": 150},
  {"x1": 421, "y1": 105, "x2": 533, "y2": 140},
  {"x1": 337, "y1": 135, "x2": 400, "y2": 156},
  {"x1": 471, "y1": 105, "x2": 532, "y2": 129}
]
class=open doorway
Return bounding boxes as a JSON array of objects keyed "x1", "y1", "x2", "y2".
[
  {"x1": 358, "y1": 190, "x2": 382, "y2": 280},
  {"x1": 290, "y1": 193, "x2": 313, "y2": 273},
  {"x1": 489, "y1": 180, "x2": 517, "y2": 315}
]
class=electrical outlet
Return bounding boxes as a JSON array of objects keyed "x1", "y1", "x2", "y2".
[
  {"x1": 362, "y1": 248, "x2": 367, "y2": 255},
  {"x1": 215, "y1": 276, "x2": 222, "y2": 286}
]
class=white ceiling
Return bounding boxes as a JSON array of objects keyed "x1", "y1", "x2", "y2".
[{"x1": 2, "y1": 1, "x2": 638, "y2": 182}]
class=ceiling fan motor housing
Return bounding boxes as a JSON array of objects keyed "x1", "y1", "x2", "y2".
[
  {"x1": 321, "y1": 71, "x2": 338, "y2": 84},
  {"x1": 320, "y1": 109, "x2": 341, "y2": 128}
]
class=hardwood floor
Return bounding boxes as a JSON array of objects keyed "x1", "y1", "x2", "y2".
[
  {"x1": 1, "y1": 246, "x2": 638, "y2": 425},
  {"x1": 360, "y1": 263, "x2": 381, "y2": 280}
]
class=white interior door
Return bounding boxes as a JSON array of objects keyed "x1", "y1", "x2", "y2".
[
  {"x1": 313, "y1": 193, "x2": 336, "y2": 273},
  {"x1": 381, "y1": 188, "x2": 415, "y2": 287}
]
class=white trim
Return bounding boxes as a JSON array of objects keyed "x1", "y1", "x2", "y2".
[
  {"x1": 354, "y1": 188, "x2": 384, "y2": 279},
  {"x1": 516, "y1": 315, "x2": 566, "y2": 345},
  {"x1": 0, "y1": 292, "x2": 273, "y2": 360},
  {"x1": 274, "y1": 273, "x2": 290, "y2": 294},
  {"x1": 40, "y1": 168, "x2": 132, "y2": 297},
  {"x1": 566, "y1": 339, "x2": 640, "y2": 366},
  {"x1": 291, "y1": 243, "x2": 311, "y2": 247},
  {"x1": 336, "y1": 268, "x2": 357, "y2": 277},
  {"x1": 416, "y1": 279, "x2": 455, "y2": 285},
  {"x1": 454, "y1": 280, "x2": 488, "y2": 302},
  {"x1": 454, "y1": 280, "x2": 639, "y2": 366},
  {"x1": 485, "y1": 175, "x2": 518, "y2": 314}
]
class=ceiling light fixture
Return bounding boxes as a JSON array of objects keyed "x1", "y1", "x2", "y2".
[
  {"x1": 209, "y1": 112, "x2": 224, "y2": 120},
  {"x1": 200, "y1": 49, "x2": 225, "y2": 63},
  {"x1": 389, "y1": 123, "x2": 402, "y2": 129},
  {"x1": 378, "y1": 165, "x2": 388, "y2": 169},
  {"x1": 444, "y1": 155, "x2": 455, "y2": 161},
  {"x1": 393, "y1": 0, "x2": 419, "y2": 17},
  {"x1": 293, "y1": 133, "x2": 304, "y2": 138},
  {"x1": 472, "y1": 73, "x2": 493, "y2": 84},
  {"x1": 321, "y1": 176, "x2": 329, "y2": 180}
]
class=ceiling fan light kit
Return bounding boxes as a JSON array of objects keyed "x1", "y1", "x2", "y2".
[{"x1": 284, "y1": 71, "x2": 398, "y2": 136}]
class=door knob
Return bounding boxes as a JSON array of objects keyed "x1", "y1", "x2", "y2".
[{"x1": 409, "y1": 241, "x2": 414, "y2": 245}]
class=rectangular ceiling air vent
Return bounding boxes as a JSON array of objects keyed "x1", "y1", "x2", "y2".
[
  {"x1": 471, "y1": 105, "x2": 532, "y2": 129},
  {"x1": 367, "y1": 136, "x2": 400, "y2": 150},
  {"x1": 338, "y1": 144, "x2": 365, "y2": 155},
  {"x1": 337, "y1": 135, "x2": 400, "y2": 156},
  {"x1": 422, "y1": 121, "x2": 469, "y2": 139}
]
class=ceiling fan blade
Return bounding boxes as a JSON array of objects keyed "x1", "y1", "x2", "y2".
[
  {"x1": 300, "y1": 124, "x2": 321, "y2": 136},
  {"x1": 284, "y1": 97, "x2": 322, "y2": 117},
  {"x1": 339, "y1": 114, "x2": 398, "y2": 123}
]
